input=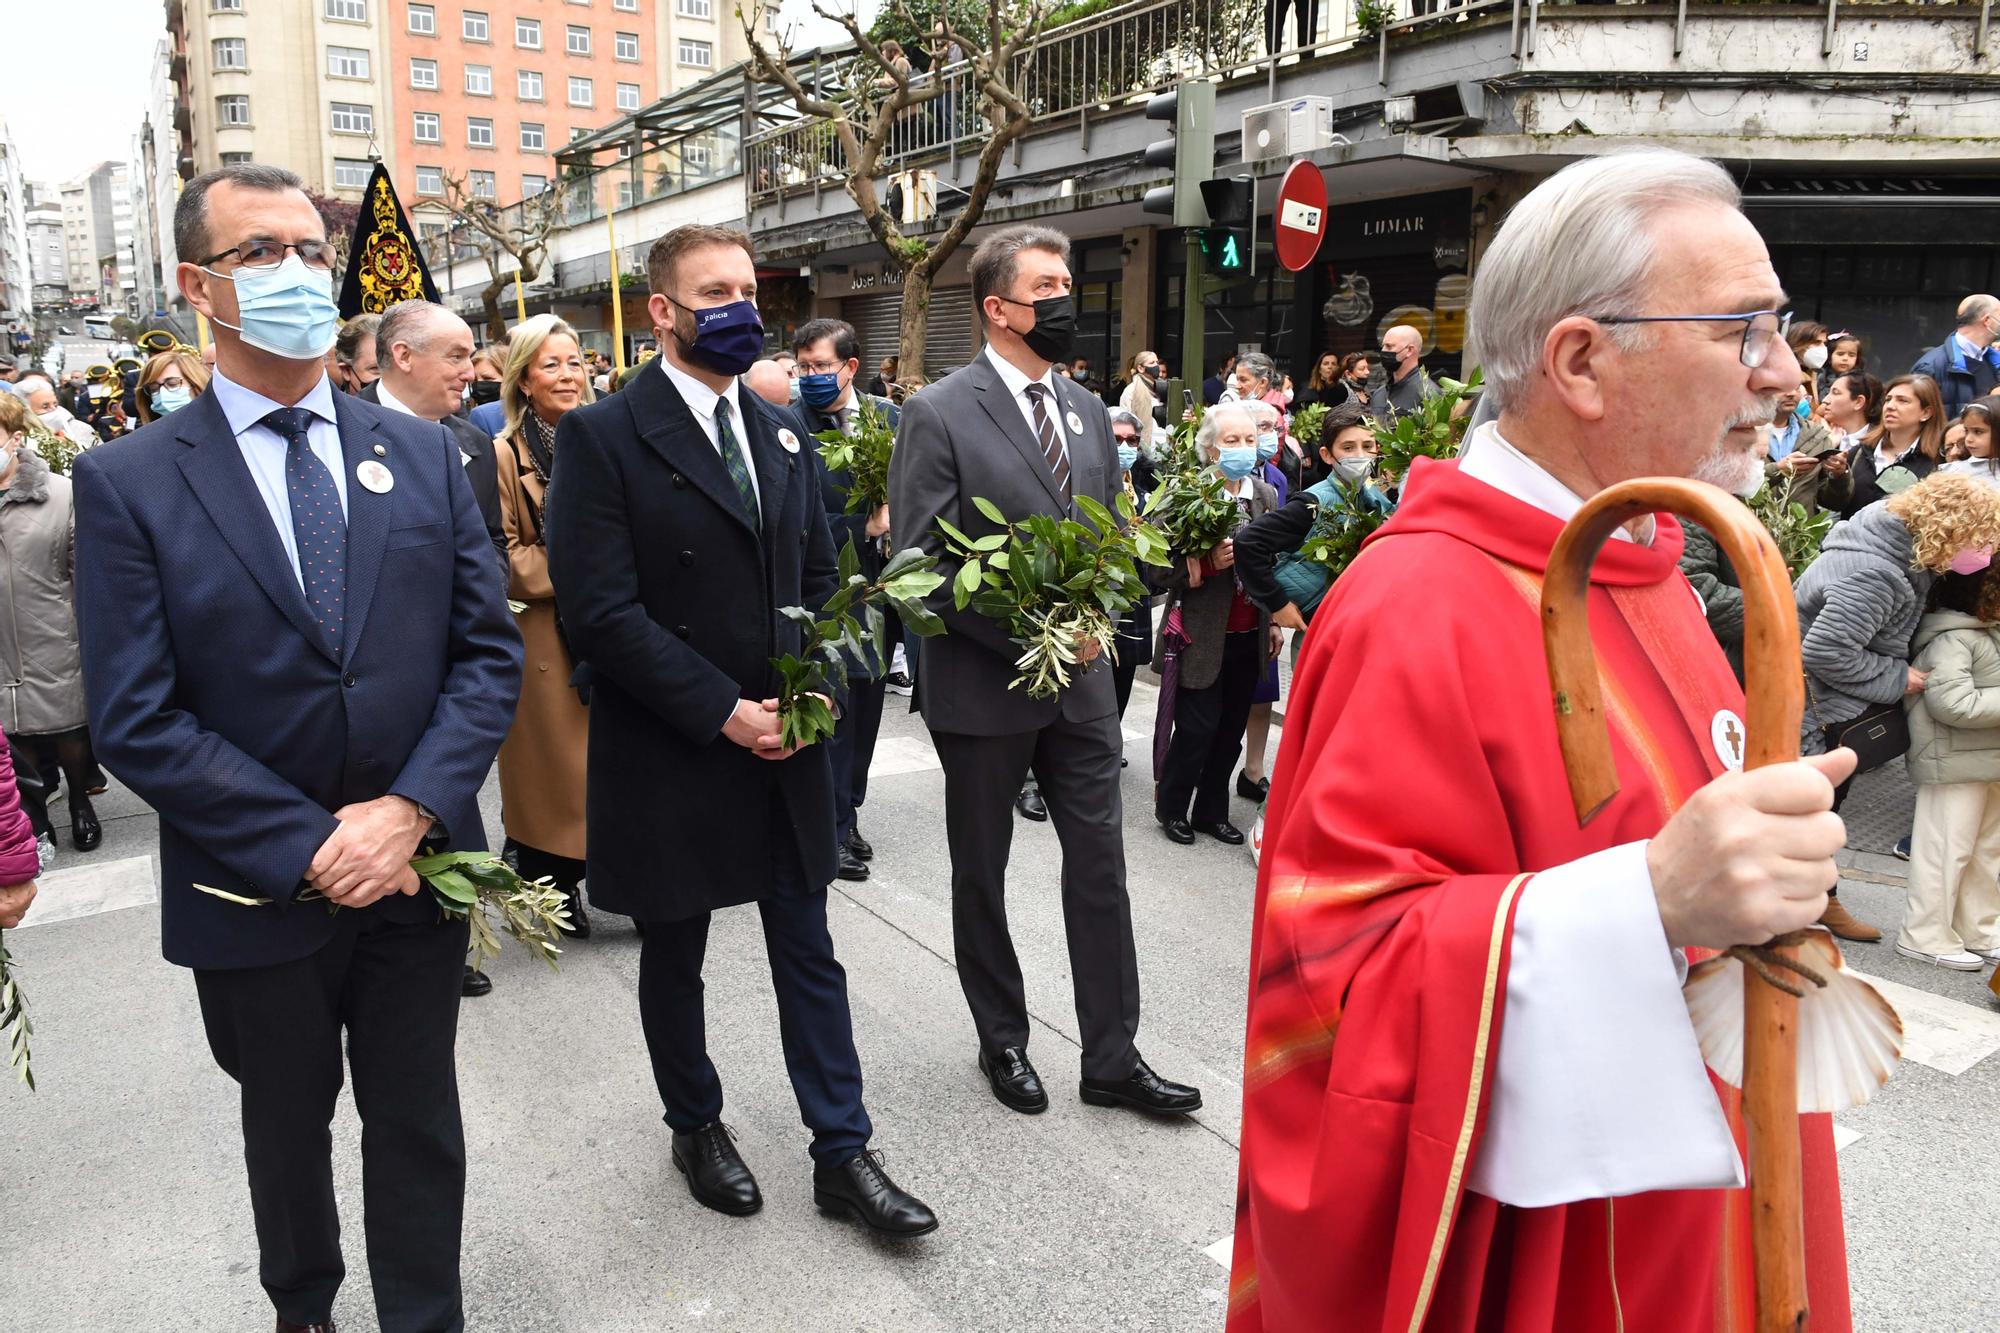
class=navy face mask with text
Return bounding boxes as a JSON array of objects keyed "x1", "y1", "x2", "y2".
[{"x1": 676, "y1": 298, "x2": 767, "y2": 377}]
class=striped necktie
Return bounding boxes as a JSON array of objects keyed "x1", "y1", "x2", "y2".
[
  {"x1": 1023, "y1": 382, "x2": 1071, "y2": 496},
  {"x1": 713, "y1": 395, "x2": 760, "y2": 530}
]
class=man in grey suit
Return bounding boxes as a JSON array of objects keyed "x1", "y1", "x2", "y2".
[{"x1": 888, "y1": 225, "x2": 1200, "y2": 1119}]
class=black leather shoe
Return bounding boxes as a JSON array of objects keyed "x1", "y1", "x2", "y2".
[
  {"x1": 1158, "y1": 813, "x2": 1195, "y2": 845},
  {"x1": 813, "y1": 1149, "x2": 938, "y2": 1237},
  {"x1": 671, "y1": 1122, "x2": 762, "y2": 1216},
  {"x1": 846, "y1": 829, "x2": 873, "y2": 861},
  {"x1": 1120, "y1": 756, "x2": 1129, "y2": 769},
  {"x1": 1236, "y1": 771, "x2": 1270, "y2": 801},
  {"x1": 1015, "y1": 788, "x2": 1048, "y2": 821},
  {"x1": 1196, "y1": 820, "x2": 1245, "y2": 846},
  {"x1": 836, "y1": 846, "x2": 870, "y2": 882},
  {"x1": 561, "y1": 886, "x2": 591, "y2": 939},
  {"x1": 461, "y1": 966, "x2": 491, "y2": 997},
  {"x1": 1080, "y1": 1056, "x2": 1203, "y2": 1116},
  {"x1": 978, "y1": 1045, "x2": 1048, "y2": 1114},
  {"x1": 276, "y1": 1318, "x2": 337, "y2": 1333},
  {"x1": 70, "y1": 796, "x2": 101, "y2": 852}
]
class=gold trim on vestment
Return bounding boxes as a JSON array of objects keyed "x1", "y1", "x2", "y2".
[{"x1": 1405, "y1": 871, "x2": 1532, "y2": 1332}]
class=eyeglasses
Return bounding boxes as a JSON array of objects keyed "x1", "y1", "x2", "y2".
[
  {"x1": 198, "y1": 239, "x2": 336, "y2": 272},
  {"x1": 1587, "y1": 309, "x2": 1793, "y2": 369},
  {"x1": 795, "y1": 360, "x2": 845, "y2": 375}
]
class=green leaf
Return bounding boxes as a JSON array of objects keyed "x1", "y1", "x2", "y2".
[
  {"x1": 955, "y1": 559, "x2": 983, "y2": 600},
  {"x1": 972, "y1": 496, "x2": 1008, "y2": 526},
  {"x1": 935, "y1": 516, "x2": 976, "y2": 550},
  {"x1": 425, "y1": 869, "x2": 480, "y2": 905},
  {"x1": 836, "y1": 537, "x2": 860, "y2": 585}
]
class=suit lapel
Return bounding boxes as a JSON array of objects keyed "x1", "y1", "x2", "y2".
[
  {"x1": 630, "y1": 363, "x2": 760, "y2": 539},
  {"x1": 336, "y1": 398, "x2": 393, "y2": 665},
  {"x1": 970, "y1": 356, "x2": 1068, "y2": 511},
  {"x1": 739, "y1": 395, "x2": 792, "y2": 542},
  {"x1": 172, "y1": 394, "x2": 337, "y2": 662}
]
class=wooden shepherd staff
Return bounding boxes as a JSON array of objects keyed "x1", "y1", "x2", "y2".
[{"x1": 1541, "y1": 477, "x2": 1810, "y2": 1333}]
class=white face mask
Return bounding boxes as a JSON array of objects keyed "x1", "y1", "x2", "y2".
[{"x1": 1802, "y1": 344, "x2": 1829, "y2": 371}]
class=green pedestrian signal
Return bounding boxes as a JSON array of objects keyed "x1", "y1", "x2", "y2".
[{"x1": 1201, "y1": 227, "x2": 1248, "y2": 273}]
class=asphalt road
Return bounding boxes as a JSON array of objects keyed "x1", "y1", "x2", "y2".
[{"x1": 3, "y1": 674, "x2": 1997, "y2": 1332}]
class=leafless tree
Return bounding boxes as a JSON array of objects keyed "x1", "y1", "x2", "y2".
[
  {"x1": 742, "y1": 0, "x2": 1051, "y2": 383},
  {"x1": 440, "y1": 172, "x2": 568, "y2": 340}
]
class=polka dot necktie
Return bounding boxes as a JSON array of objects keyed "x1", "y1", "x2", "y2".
[{"x1": 261, "y1": 407, "x2": 346, "y2": 650}]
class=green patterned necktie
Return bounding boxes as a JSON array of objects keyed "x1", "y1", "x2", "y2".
[{"x1": 713, "y1": 395, "x2": 760, "y2": 530}]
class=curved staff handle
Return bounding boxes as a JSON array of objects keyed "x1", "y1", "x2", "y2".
[{"x1": 1541, "y1": 476, "x2": 1810, "y2": 1333}]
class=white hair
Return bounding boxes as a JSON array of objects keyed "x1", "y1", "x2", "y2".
[
  {"x1": 1467, "y1": 148, "x2": 1741, "y2": 414},
  {"x1": 1196, "y1": 402, "x2": 1257, "y2": 456}
]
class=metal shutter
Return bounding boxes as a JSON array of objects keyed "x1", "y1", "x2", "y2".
[
  {"x1": 840, "y1": 285, "x2": 977, "y2": 379},
  {"x1": 841, "y1": 292, "x2": 904, "y2": 372}
]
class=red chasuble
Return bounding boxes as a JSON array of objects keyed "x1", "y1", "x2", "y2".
[{"x1": 1228, "y1": 458, "x2": 1850, "y2": 1333}]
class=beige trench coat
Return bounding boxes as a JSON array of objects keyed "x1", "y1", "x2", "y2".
[
  {"x1": 0, "y1": 448, "x2": 84, "y2": 736},
  {"x1": 494, "y1": 429, "x2": 588, "y2": 859}
]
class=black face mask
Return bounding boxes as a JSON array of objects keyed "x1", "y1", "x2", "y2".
[
  {"x1": 999, "y1": 294, "x2": 1076, "y2": 366},
  {"x1": 468, "y1": 379, "x2": 501, "y2": 405}
]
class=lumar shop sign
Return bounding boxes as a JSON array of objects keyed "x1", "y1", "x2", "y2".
[
  {"x1": 1744, "y1": 176, "x2": 2000, "y2": 199},
  {"x1": 1325, "y1": 188, "x2": 1471, "y2": 260}
]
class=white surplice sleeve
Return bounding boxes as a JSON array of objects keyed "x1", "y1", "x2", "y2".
[{"x1": 1465, "y1": 840, "x2": 1746, "y2": 1207}]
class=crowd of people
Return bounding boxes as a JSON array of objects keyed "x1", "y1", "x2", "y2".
[{"x1": 4, "y1": 146, "x2": 1999, "y2": 1331}]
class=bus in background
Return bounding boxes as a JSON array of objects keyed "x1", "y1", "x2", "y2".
[{"x1": 82, "y1": 315, "x2": 114, "y2": 340}]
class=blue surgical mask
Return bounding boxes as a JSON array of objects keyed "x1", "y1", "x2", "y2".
[
  {"x1": 204, "y1": 254, "x2": 340, "y2": 361},
  {"x1": 1793, "y1": 399, "x2": 1811, "y2": 422},
  {"x1": 1256, "y1": 430, "x2": 1279, "y2": 462},
  {"x1": 1217, "y1": 446, "x2": 1258, "y2": 480},
  {"x1": 150, "y1": 384, "x2": 192, "y2": 416},
  {"x1": 672, "y1": 297, "x2": 766, "y2": 378},
  {"x1": 1116, "y1": 442, "x2": 1139, "y2": 472},
  {"x1": 798, "y1": 371, "x2": 844, "y2": 411}
]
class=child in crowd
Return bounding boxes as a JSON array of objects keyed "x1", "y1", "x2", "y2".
[
  {"x1": 1944, "y1": 402, "x2": 2000, "y2": 486},
  {"x1": 1902, "y1": 557, "x2": 2000, "y2": 970}
]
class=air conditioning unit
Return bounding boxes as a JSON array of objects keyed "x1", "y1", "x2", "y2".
[{"x1": 1240, "y1": 97, "x2": 1337, "y2": 161}]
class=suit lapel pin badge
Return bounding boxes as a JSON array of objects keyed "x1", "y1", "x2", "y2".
[
  {"x1": 356, "y1": 460, "x2": 394, "y2": 494},
  {"x1": 1065, "y1": 410, "x2": 1085, "y2": 435},
  {"x1": 777, "y1": 428, "x2": 801, "y2": 454},
  {"x1": 372, "y1": 443, "x2": 387, "y2": 457}
]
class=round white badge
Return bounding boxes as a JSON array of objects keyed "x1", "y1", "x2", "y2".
[
  {"x1": 777, "y1": 428, "x2": 801, "y2": 454},
  {"x1": 1710, "y1": 708, "x2": 1746, "y2": 772},
  {"x1": 356, "y1": 460, "x2": 394, "y2": 494},
  {"x1": 1066, "y1": 410, "x2": 1085, "y2": 435}
]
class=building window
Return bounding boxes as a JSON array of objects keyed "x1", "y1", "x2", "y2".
[
  {"x1": 464, "y1": 64, "x2": 491, "y2": 95},
  {"x1": 520, "y1": 122, "x2": 545, "y2": 151},
  {"x1": 408, "y1": 4, "x2": 434, "y2": 34},
  {"x1": 614, "y1": 31, "x2": 639, "y2": 60},
  {"x1": 416, "y1": 166, "x2": 443, "y2": 195},
  {"x1": 469, "y1": 170, "x2": 497, "y2": 200},
  {"x1": 212, "y1": 0, "x2": 244, "y2": 11},
  {"x1": 221, "y1": 151, "x2": 253, "y2": 165},
  {"x1": 413, "y1": 110, "x2": 441, "y2": 142},
  {"x1": 522, "y1": 173, "x2": 548, "y2": 195},
  {"x1": 617, "y1": 180, "x2": 634, "y2": 209},
  {"x1": 615, "y1": 0, "x2": 638, "y2": 10},
  {"x1": 333, "y1": 158, "x2": 372, "y2": 189},
  {"x1": 212, "y1": 38, "x2": 247, "y2": 70},
  {"x1": 567, "y1": 76, "x2": 593, "y2": 107},
  {"x1": 565, "y1": 24, "x2": 590, "y2": 54},
  {"x1": 616, "y1": 82, "x2": 641, "y2": 112},
  {"x1": 323, "y1": 0, "x2": 365, "y2": 20},
  {"x1": 216, "y1": 94, "x2": 251, "y2": 126},
  {"x1": 677, "y1": 38, "x2": 712, "y2": 68},
  {"x1": 569, "y1": 126, "x2": 590, "y2": 142},
  {"x1": 517, "y1": 69, "x2": 543, "y2": 100},
  {"x1": 330, "y1": 101, "x2": 374, "y2": 135},
  {"x1": 515, "y1": 15, "x2": 539, "y2": 47},
  {"x1": 327, "y1": 45, "x2": 370, "y2": 78},
  {"x1": 462, "y1": 9, "x2": 488, "y2": 40},
  {"x1": 675, "y1": 0, "x2": 710, "y2": 17},
  {"x1": 467, "y1": 117, "x2": 494, "y2": 147},
  {"x1": 410, "y1": 57, "x2": 438, "y2": 88}
]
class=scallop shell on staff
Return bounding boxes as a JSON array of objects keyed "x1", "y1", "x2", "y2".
[{"x1": 1683, "y1": 927, "x2": 1903, "y2": 1114}]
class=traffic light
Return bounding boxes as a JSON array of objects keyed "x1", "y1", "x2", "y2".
[
  {"x1": 1199, "y1": 177, "x2": 1256, "y2": 276},
  {"x1": 1140, "y1": 82, "x2": 1216, "y2": 229}
]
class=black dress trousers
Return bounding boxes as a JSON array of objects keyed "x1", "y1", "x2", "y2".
[
  {"x1": 194, "y1": 907, "x2": 469, "y2": 1333},
  {"x1": 1158, "y1": 629, "x2": 1263, "y2": 826}
]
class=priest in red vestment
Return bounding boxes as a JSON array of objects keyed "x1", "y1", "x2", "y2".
[{"x1": 1230, "y1": 148, "x2": 1858, "y2": 1333}]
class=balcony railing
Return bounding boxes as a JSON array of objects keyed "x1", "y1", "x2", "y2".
[{"x1": 747, "y1": 0, "x2": 1987, "y2": 206}]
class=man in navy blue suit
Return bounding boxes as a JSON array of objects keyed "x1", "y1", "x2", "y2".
[
  {"x1": 72, "y1": 164, "x2": 522, "y2": 1333},
  {"x1": 545, "y1": 225, "x2": 935, "y2": 1240}
]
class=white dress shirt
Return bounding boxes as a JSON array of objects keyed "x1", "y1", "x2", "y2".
[
  {"x1": 374, "y1": 379, "x2": 471, "y2": 465},
  {"x1": 983, "y1": 343, "x2": 1069, "y2": 456},
  {"x1": 1455, "y1": 420, "x2": 1745, "y2": 1206},
  {"x1": 658, "y1": 354, "x2": 758, "y2": 505},
  {"x1": 206, "y1": 368, "x2": 349, "y2": 591}
]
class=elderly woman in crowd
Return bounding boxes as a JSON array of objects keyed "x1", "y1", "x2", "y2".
[
  {"x1": 134, "y1": 347, "x2": 210, "y2": 426},
  {"x1": 1153, "y1": 403, "x2": 1282, "y2": 845},
  {"x1": 1797, "y1": 471, "x2": 2000, "y2": 941},
  {"x1": 493, "y1": 314, "x2": 596, "y2": 934},
  {"x1": 0, "y1": 393, "x2": 98, "y2": 857}
]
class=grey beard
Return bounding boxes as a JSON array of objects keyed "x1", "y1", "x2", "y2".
[{"x1": 1693, "y1": 397, "x2": 1782, "y2": 497}]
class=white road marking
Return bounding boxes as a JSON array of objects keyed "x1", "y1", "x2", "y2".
[
  {"x1": 1204, "y1": 1233, "x2": 1233, "y2": 1269},
  {"x1": 1850, "y1": 969, "x2": 2000, "y2": 1076},
  {"x1": 1833, "y1": 1122, "x2": 1863, "y2": 1152},
  {"x1": 12, "y1": 854, "x2": 157, "y2": 929},
  {"x1": 866, "y1": 734, "x2": 941, "y2": 779}
]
